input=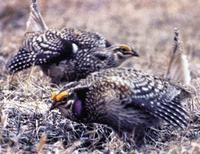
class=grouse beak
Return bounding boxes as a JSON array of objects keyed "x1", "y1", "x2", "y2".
[
  {"x1": 50, "y1": 90, "x2": 70, "y2": 110},
  {"x1": 119, "y1": 44, "x2": 139, "y2": 57}
]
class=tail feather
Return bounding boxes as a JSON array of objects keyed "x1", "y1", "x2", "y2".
[
  {"x1": 152, "y1": 99, "x2": 188, "y2": 128},
  {"x1": 152, "y1": 91, "x2": 190, "y2": 128},
  {"x1": 160, "y1": 100, "x2": 189, "y2": 126},
  {"x1": 7, "y1": 48, "x2": 36, "y2": 73},
  {"x1": 132, "y1": 92, "x2": 190, "y2": 128},
  {"x1": 154, "y1": 110, "x2": 178, "y2": 127},
  {"x1": 155, "y1": 108, "x2": 184, "y2": 128}
]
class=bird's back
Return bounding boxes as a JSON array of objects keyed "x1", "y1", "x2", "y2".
[
  {"x1": 77, "y1": 68, "x2": 191, "y2": 128},
  {"x1": 7, "y1": 27, "x2": 111, "y2": 74}
]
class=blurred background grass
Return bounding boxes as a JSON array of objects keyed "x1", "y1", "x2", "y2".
[{"x1": 0, "y1": 0, "x2": 200, "y2": 77}]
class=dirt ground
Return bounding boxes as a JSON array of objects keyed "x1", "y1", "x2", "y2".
[{"x1": 0, "y1": 0, "x2": 200, "y2": 153}]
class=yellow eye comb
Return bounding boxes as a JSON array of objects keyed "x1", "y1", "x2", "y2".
[
  {"x1": 119, "y1": 44, "x2": 139, "y2": 57},
  {"x1": 119, "y1": 44, "x2": 132, "y2": 51},
  {"x1": 51, "y1": 91, "x2": 69, "y2": 102}
]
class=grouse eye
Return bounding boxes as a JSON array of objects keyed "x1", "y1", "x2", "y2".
[
  {"x1": 118, "y1": 48, "x2": 130, "y2": 55},
  {"x1": 121, "y1": 48, "x2": 128, "y2": 52},
  {"x1": 72, "y1": 99, "x2": 83, "y2": 117}
]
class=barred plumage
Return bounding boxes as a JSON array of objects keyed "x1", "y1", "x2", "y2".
[
  {"x1": 7, "y1": 28, "x2": 111, "y2": 74},
  {"x1": 50, "y1": 67, "x2": 191, "y2": 145},
  {"x1": 6, "y1": 0, "x2": 139, "y2": 83},
  {"x1": 41, "y1": 44, "x2": 138, "y2": 83},
  {"x1": 60, "y1": 28, "x2": 111, "y2": 48}
]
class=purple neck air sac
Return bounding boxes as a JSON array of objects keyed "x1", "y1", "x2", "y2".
[{"x1": 72, "y1": 99, "x2": 83, "y2": 117}]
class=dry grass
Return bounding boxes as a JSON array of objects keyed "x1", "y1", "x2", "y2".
[{"x1": 0, "y1": 0, "x2": 200, "y2": 153}]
